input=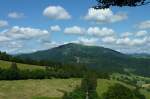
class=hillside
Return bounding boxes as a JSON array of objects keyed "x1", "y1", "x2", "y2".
[
  {"x1": 0, "y1": 79, "x2": 80, "y2": 99},
  {"x1": 0, "y1": 60, "x2": 44, "y2": 70},
  {"x1": 17, "y1": 43, "x2": 150, "y2": 76}
]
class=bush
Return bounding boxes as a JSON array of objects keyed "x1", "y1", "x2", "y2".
[
  {"x1": 103, "y1": 84, "x2": 145, "y2": 99},
  {"x1": 62, "y1": 87, "x2": 85, "y2": 99}
]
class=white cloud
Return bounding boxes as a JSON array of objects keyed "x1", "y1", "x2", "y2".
[
  {"x1": 8, "y1": 12, "x2": 25, "y2": 19},
  {"x1": 7, "y1": 41, "x2": 23, "y2": 49},
  {"x1": 116, "y1": 37, "x2": 147, "y2": 46},
  {"x1": 43, "y1": 6, "x2": 71, "y2": 20},
  {"x1": 121, "y1": 30, "x2": 147, "y2": 38},
  {"x1": 64, "y1": 26, "x2": 85, "y2": 35},
  {"x1": 0, "y1": 26, "x2": 51, "y2": 54},
  {"x1": 0, "y1": 20, "x2": 8, "y2": 27},
  {"x1": 4, "y1": 26, "x2": 49, "y2": 40},
  {"x1": 0, "y1": 35, "x2": 10, "y2": 42},
  {"x1": 135, "y1": 30, "x2": 147, "y2": 37},
  {"x1": 42, "y1": 41, "x2": 59, "y2": 49},
  {"x1": 84, "y1": 8, "x2": 127, "y2": 23},
  {"x1": 137, "y1": 20, "x2": 150, "y2": 29},
  {"x1": 77, "y1": 37, "x2": 98, "y2": 45},
  {"x1": 50, "y1": 25, "x2": 61, "y2": 32},
  {"x1": 121, "y1": 32, "x2": 133, "y2": 37},
  {"x1": 102, "y1": 36, "x2": 116, "y2": 43},
  {"x1": 87, "y1": 27, "x2": 114, "y2": 37}
]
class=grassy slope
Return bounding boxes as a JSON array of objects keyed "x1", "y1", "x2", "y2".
[
  {"x1": 0, "y1": 60, "x2": 44, "y2": 70},
  {"x1": 0, "y1": 79, "x2": 80, "y2": 99},
  {"x1": 0, "y1": 79, "x2": 145, "y2": 99}
]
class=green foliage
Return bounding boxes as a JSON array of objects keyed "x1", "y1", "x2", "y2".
[
  {"x1": 0, "y1": 62, "x2": 85, "y2": 80},
  {"x1": 0, "y1": 62, "x2": 20, "y2": 80},
  {"x1": 81, "y1": 72, "x2": 97, "y2": 92},
  {"x1": 62, "y1": 87, "x2": 86, "y2": 99},
  {"x1": 103, "y1": 84, "x2": 145, "y2": 99},
  {"x1": 133, "y1": 88, "x2": 146, "y2": 99},
  {"x1": 94, "y1": 0, "x2": 149, "y2": 9}
]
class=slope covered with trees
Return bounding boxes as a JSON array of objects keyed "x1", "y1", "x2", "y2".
[{"x1": 17, "y1": 43, "x2": 150, "y2": 77}]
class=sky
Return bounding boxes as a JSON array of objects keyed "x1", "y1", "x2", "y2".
[{"x1": 0, "y1": 0, "x2": 150, "y2": 54}]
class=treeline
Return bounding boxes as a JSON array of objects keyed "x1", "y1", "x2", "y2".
[
  {"x1": 0, "y1": 51, "x2": 109, "y2": 79},
  {"x1": 0, "y1": 51, "x2": 61, "y2": 66},
  {"x1": 0, "y1": 62, "x2": 82, "y2": 80},
  {"x1": 0, "y1": 62, "x2": 109, "y2": 80}
]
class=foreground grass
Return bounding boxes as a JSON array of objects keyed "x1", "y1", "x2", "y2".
[
  {"x1": 0, "y1": 79, "x2": 80, "y2": 99},
  {"x1": 0, "y1": 79, "x2": 149, "y2": 99},
  {"x1": 0, "y1": 60, "x2": 44, "y2": 70}
]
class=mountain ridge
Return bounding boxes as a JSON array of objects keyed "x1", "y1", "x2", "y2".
[{"x1": 17, "y1": 43, "x2": 150, "y2": 76}]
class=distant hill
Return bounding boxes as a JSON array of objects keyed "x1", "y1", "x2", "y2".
[
  {"x1": 129, "y1": 53, "x2": 150, "y2": 59},
  {"x1": 17, "y1": 43, "x2": 150, "y2": 76}
]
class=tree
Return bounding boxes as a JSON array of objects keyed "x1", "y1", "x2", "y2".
[
  {"x1": 62, "y1": 87, "x2": 86, "y2": 99},
  {"x1": 81, "y1": 72, "x2": 99, "y2": 99},
  {"x1": 103, "y1": 84, "x2": 145, "y2": 99},
  {"x1": 8, "y1": 62, "x2": 20, "y2": 80},
  {"x1": 93, "y1": 0, "x2": 150, "y2": 9},
  {"x1": 10, "y1": 62, "x2": 18, "y2": 70},
  {"x1": 63, "y1": 72, "x2": 100, "y2": 99},
  {"x1": 81, "y1": 72, "x2": 97, "y2": 92}
]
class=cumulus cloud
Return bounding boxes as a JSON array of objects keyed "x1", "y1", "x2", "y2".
[
  {"x1": 121, "y1": 30, "x2": 147, "y2": 38},
  {"x1": 4, "y1": 41, "x2": 23, "y2": 49},
  {"x1": 102, "y1": 36, "x2": 116, "y2": 43},
  {"x1": 4, "y1": 26, "x2": 49, "y2": 40},
  {"x1": 50, "y1": 25, "x2": 61, "y2": 32},
  {"x1": 87, "y1": 27, "x2": 114, "y2": 37},
  {"x1": 84, "y1": 8, "x2": 127, "y2": 23},
  {"x1": 8, "y1": 12, "x2": 25, "y2": 19},
  {"x1": 135, "y1": 30, "x2": 147, "y2": 37},
  {"x1": 77, "y1": 37, "x2": 98, "y2": 45},
  {"x1": 137, "y1": 20, "x2": 150, "y2": 29},
  {"x1": 0, "y1": 26, "x2": 52, "y2": 54},
  {"x1": 116, "y1": 37, "x2": 147, "y2": 46},
  {"x1": 0, "y1": 20, "x2": 8, "y2": 27},
  {"x1": 43, "y1": 6, "x2": 71, "y2": 20},
  {"x1": 99, "y1": 30, "x2": 149, "y2": 48},
  {"x1": 121, "y1": 32, "x2": 133, "y2": 37},
  {"x1": 64, "y1": 26, "x2": 85, "y2": 35},
  {"x1": 41, "y1": 41, "x2": 59, "y2": 49},
  {"x1": 0, "y1": 35, "x2": 10, "y2": 42}
]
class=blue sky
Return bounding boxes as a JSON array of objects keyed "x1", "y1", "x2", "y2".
[{"x1": 0, "y1": 0, "x2": 150, "y2": 54}]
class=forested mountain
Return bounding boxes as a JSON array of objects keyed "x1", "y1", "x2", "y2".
[{"x1": 17, "y1": 43, "x2": 150, "y2": 77}]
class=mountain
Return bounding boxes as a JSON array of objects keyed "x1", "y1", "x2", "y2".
[{"x1": 17, "y1": 43, "x2": 150, "y2": 76}]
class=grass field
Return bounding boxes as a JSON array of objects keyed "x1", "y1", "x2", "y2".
[
  {"x1": 0, "y1": 79, "x2": 81, "y2": 99},
  {"x1": 0, "y1": 79, "x2": 148, "y2": 99},
  {"x1": 0, "y1": 60, "x2": 149, "y2": 99},
  {"x1": 0, "y1": 60, "x2": 44, "y2": 70}
]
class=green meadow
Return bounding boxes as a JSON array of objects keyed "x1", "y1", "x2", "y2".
[{"x1": 0, "y1": 60, "x2": 149, "y2": 99}]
